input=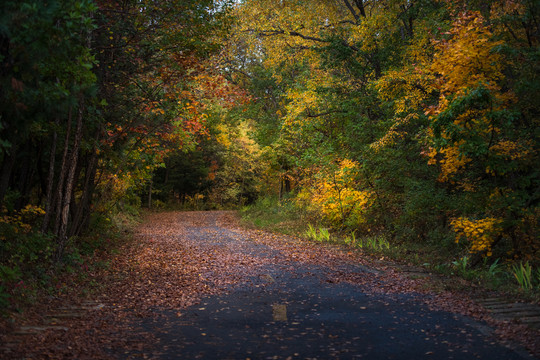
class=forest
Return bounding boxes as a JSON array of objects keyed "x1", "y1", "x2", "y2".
[{"x1": 0, "y1": 0, "x2": 539, "y2": 309}]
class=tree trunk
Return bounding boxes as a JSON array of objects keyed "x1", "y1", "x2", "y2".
[
  {"x1": 56, "y1": 101, "x2": 84, "y2": 261},
  {"x1": 0, "y1": 146, "x2": 16, "y2": 211},
  {"x1": 279, "y1": 176, "x2": 283, "y2": 201},
  {"x1": 148, "y1": 179, "x2": 152, "y2": 209},
  {"x1": 53, "y1": 108, "x2": 72, "y2": 236},
  {"x1": 70, "y1": 147, "x2": 98, "y2": 237},
  {"x1": 42, "y1": 122, "x2": 59, "y2": 233}
]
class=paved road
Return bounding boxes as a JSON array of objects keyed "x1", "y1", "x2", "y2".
[{"x1": 117, "y1": 212, "x2": 534, "y2": 360}]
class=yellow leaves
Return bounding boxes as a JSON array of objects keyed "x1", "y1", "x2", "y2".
[
  {"x1": 431, "y1": 11, "x2": 505, "y2": 107},
  {"x1": 490, "y1": 140, "x2": 533, "y2": 161},
  {"x1": 297, "y1": 159, "x2": 372, "y2": 227},
  {"x1": 369, "y1": 113, "x2": 418, "y2": 152},
  {"x1": 429, "y1": 141, "x2": 472, "y2": 182},
  {"x1": 451, "y1": 217, "x2": 503, "y2": 256},
  {"x1": 215, "y1": 124, "x2": 232, "y2": 148},
  {"x1": 283, "y1": 88, "x2": 320, "y2": 126},
  {"x1": 422, "y1": 12, "x2": 518, "y2": 186},
  {"x1": 348, "y1": 6, "x2": 397, "y2": 52},
  {"x1": 20, "y1": 204, "x2": 46, "y2": 217},
  {"x1": 426, "y1": 147, "x2": 438, "y2": 165},
  {"x1": 0, "y1": 205, "x2": 45, "y2": 234},
  {"x1": 233, "y1": 0, "x2": 343, "y2": 73}
]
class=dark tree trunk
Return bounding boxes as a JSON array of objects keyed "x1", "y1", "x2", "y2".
[
  {"x1": 148, "y1": 180, "x2": 152, "y2": 208},
  {"x1": 42, "y1": 121, "x2": 59, "y2": 233},
  {"x1": 53, "y1": 108, "x2": 73, "y2": 237},
  {"x1": 0, "y1": 147, "x2": 16, "y2": 211},
  {"x1": 56, "y1": 101, "x2": 84, "y2": 261},
  {"x1": 70, "y1": 148, "x2": 98, "y2": 237}
]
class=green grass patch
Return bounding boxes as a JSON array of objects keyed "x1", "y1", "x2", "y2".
[{"x1": 240, "y1": 195, "x2": 307, "y2": 236}]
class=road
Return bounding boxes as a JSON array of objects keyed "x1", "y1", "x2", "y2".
[{"x1": 111, "y1": 211, "x2": 534, "y2": 360}]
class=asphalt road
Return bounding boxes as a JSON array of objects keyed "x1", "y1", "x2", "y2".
[{"x1": 118, "y1": 212, "x2": 535, "y2": 360}]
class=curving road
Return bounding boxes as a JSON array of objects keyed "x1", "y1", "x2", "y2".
[{"x1": 110, "y1": 211, "x2": 535, "y2": 360}]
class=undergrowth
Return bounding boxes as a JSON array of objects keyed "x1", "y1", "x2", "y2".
[{"x1": 0, "y1": 209, "x2": 140, "y2": 315}]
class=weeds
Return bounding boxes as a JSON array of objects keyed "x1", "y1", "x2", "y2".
[
  {"x1": 344, "y1": 232, "x2": 356, "y2": 246},
  {"x1": 241, "y1": 196, "x2": 539, "y2": 296},
  {"x1": 319, "y1": 228, "x2": 331, "y2": 242},
  {"x1": 358, "y1": 235, "x2": 390, "y2": 251},
  {"x1": 304, "y1": 224, "x2": 331, "y2": 242},
  {"x1": 304, "y1": 224, "x2": 318, "y2": 241},
  {"x1": 452, "y1": 256, "x2": 469, "y2": 273},
  {"x1": 487, "y1": 258, "x2": 503, "y2": 276},
  {"x1": 512, "y1": 261, "x2": 534, "y2": 290},
  {"x1": 343, "y1": 232, "x2": 390, "y2": 251}
]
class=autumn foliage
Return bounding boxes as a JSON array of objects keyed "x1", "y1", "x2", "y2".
[{"x1": 224, "y1": 0, "x2": 539, "y2": 263}]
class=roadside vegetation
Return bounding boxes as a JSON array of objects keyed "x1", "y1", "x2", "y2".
[{"x1": 241, "y1": 196, "x2": 540, "y2": 300}]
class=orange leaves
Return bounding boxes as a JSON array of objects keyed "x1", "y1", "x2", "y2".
[{"x1": 425, "y1": 11, "x2": 515, "y2": 183}]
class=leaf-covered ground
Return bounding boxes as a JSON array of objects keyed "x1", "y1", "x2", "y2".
[{"x1": 1, "y1": 211, "x2": 539, "y2": 359}]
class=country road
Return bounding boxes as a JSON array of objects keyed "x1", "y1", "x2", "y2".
[
  {"x1": 113, "y1": 211, "x2": 534, "y2": 359},
  {"x1": 1, "y1": 211, "x2": 537, "y2": 359}
]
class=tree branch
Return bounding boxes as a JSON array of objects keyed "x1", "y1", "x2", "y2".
[
  {"x1": 353, "y1": 0, "x2": 366, "y2": 18},
  {"x1": 306, "y1": 109, "x2": 344, "y2": 118},
  {"x1": 246, "y1": 28, "x2": 360, "y2": 52},
  {"x1": 253, "y1": 29, "x2": 329, "y2": 44},
  {"x1": 342, "y1": 0, "x2": 360, "y2": 22}
]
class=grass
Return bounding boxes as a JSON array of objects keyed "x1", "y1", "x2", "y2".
[
  {"x1": 303, "y1": 226, "x2": 331, "y2": 242},
  {"x1": 513, "y1": 261, "x2": 534, "y2": 290},
  {"x1": 240, "y1": 196, "x2": 307, "y2": 236}
]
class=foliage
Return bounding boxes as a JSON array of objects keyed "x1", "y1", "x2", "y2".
[
  {"x1": 451, "y1": 217, "x2": 503, "y2": 257},
  {"x1": 297, "y1": 159, "x2": 372, "y2": 229},
  {"x1": 452, "y1": 256, "x2": 470, "y2": 274},
  {"x1": 345, "y1": 234, "x2": 391, "y2": 252},
  {"x1": 0, "y1": 0, "x2": 233, "y2": 312},
  {"x1": 512, "y1": 261, "x2": 535, "y2": 290},
  {"x1": 304, "y1": 224, "x2": 331, "y2": 243},
  {"x1": 1, "y1": 0, "x2": 539, "y2": 312},
  {"x1": 225, "y1": 0, "x2": 539, "y2": 264}
]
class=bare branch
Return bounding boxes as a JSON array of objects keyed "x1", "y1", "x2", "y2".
[
  {"x1": 342, "y1": 0, "x2": 360, "y2": 22},
  {"x1": 353, "y1": 0, "x2": 366, "y2": 17}
]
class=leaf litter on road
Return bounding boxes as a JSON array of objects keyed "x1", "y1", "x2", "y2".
[{"x1": 1, "y1": 210, "x2": 539, "y2": 358}]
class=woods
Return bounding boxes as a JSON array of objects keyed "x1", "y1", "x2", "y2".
[
  {"x1": 0, "y1": 0, "x2": 233, "y2": 307},
  {"x1": 225, "y1": 0, "x2": 539, "y2": 264},
  {"x1": 0, "y1": 0, "x2": 539, "y2": 309}
]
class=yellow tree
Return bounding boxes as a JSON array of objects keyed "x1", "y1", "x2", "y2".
[{"x1": 425, "y1": 9, "x2": 538, "y2": 258}]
